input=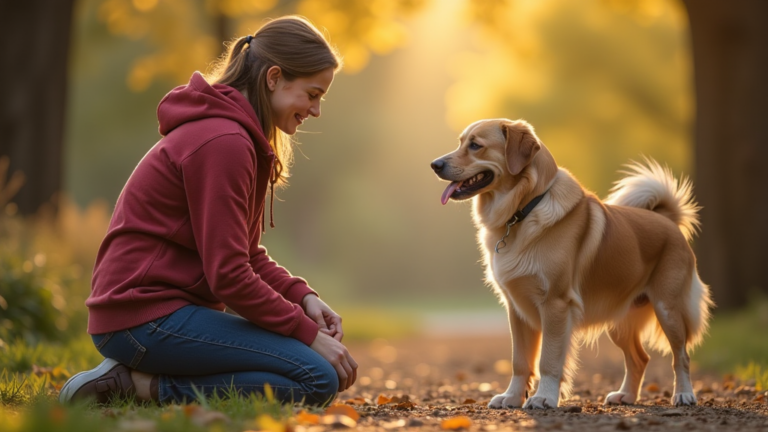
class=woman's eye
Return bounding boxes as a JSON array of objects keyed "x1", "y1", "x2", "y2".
[
  {"x1": 309, "y1": 93, "x2": 319, "y2": 100},
  {"x1": 468, "y1": 142, "x2": 482, "y2": 150}
]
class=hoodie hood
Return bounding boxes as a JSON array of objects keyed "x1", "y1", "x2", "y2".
[{"x1": 157, "y1": 72, "x2": 272, "y2": 156}]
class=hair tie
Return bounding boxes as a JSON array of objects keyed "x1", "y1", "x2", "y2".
[{"x1": 244, "y1": 35, "x2": 253, "y2": 45}]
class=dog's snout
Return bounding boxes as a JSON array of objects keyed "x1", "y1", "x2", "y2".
[{"x1": 431, "y1": 159, "x2": 445, "y2": 173}]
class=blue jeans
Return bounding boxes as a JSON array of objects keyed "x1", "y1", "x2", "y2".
[{"x1": 91, "y1": 305, "x2": 338, "y2": 406}]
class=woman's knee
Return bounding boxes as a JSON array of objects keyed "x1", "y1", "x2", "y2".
[{"x1": 305, "y1": 359, "x2": 339, "y2": 406}]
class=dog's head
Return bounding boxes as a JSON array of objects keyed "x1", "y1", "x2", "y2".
[{"x1": 431, "y1": 119, "x2": 547, "y2": 204}]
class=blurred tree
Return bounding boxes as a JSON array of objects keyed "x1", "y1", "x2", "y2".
[
  {"x1": 94, "y1": 0, "x2": 426, "y2": 91},
  {"x1": 683, "y1": 0, "x2": 768, "y2": 309},
  {"x1": 0, "y1": 0, "x2": 75, "y2": 215}
]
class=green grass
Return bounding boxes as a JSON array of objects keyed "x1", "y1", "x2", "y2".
[
  {"x1": 0, "y1": 334, "x2": 325, "y2": 432},
  {"x1": 692, "y1": 295, "x2": 768, "y2": 374}
]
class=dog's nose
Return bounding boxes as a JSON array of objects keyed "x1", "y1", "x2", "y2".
[{"x1": 431, "y1": 159, "x2": 445, "y2": 173}]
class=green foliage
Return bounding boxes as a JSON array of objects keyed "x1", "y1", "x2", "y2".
[
  {"x1": 736, "y1": 362, "x2": 768, "y2": 392},
  {"x1": 693, "y1": 295, "x2": 768, "y2": 373},
  {"x1": 0, "y1": 255, "x2": 67, "y2": 343}
]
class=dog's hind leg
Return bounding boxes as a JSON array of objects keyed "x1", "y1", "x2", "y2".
[
  {"x1": 651, "y1": 268, "x2": 698, "y2": 406},
  {"x1": 604, "y1": 302, "x2": 654, "y2": 405},
  {"x1": 489, "y1": 301, "x2": 541, "y2": 409}
]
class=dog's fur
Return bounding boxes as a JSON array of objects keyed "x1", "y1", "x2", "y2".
[{"x1": 431, "y1": 119, "x2": 713, "y2": 409}]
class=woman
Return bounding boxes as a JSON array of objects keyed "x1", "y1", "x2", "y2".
[{"x1": 59, "y1": 16, "x2": 357, "y2": 406}]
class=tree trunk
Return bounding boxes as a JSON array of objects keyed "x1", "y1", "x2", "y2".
[
  {"x1": 0, "y1": 0, "x2": 74, "y2": 215},
  {"x1": 684, "y1": 0, "x2": 768, "y2": 309}
]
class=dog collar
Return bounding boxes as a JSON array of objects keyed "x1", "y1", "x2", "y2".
[{"x1": 495, "y1": 190, "x2": 549, "y2": 253}]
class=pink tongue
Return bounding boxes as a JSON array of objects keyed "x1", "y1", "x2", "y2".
[{"x1": 441, "y1": 181, "x2": 461, "y2": 205}]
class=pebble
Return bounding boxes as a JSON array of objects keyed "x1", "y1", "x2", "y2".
[
  {"x1": 559, "y1": 405, "x2": 582, "y2": 413},
  {"x1": 407, "y1": 418, "x2": 424, "y2": 427}
]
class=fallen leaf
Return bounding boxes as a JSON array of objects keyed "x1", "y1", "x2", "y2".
[
  {"x1": 645, "y1": 383, "x2": 660, "y2": 392},
  {"x1": 441, "y1": 416, "x2": 472, "y2": 430},
  {"x1": 257, "y1": 414, "x2": 288, "y2": 432},
  {"x1": 52, "y1": 366, "x2": 71, "y2": 378},
  {"x1": 344, "y1": 397, "x2": 367, "y2": 405},
  {"x1": 320, "y1": 414, "x2": 357, "y2": 428},
  {"x1": 377, "y1": 394, "x2": 393, "y2": 405},
  {"x1": 461, "y1": 398, "x2": 476, "y2": 405},
  {"x1": 182, "y1": 404, "x2": 200, "y2": 417},
  {"x1": 295, "y1": 410, "x2": 320, "y2": 425},
  {"x1": 381, "y1": 419, "x2": 407, "y2": 429},
  {"x1": 394, "y1": 401, "x2": 416, "y2": 410},
  {"x1": 324, "y1": 404, "x2": 360, "y2": 421}
]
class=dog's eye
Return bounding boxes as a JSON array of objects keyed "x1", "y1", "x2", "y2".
[{"x1": 468, "y1": 142, "x2": 482, "y2": 150}]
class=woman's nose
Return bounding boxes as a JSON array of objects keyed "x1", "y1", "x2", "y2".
[{"x1": 310, "y1": 103, "x2": 321, "y2": 118}]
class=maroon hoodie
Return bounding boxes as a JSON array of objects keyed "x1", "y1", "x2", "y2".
[{"x1": 86, "y1": 72, "x2": 319, "y2": 345}]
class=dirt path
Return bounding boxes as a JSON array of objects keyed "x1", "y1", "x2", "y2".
[{"x1": 339, "y1": 335, "x2": 768, "y2": 431}]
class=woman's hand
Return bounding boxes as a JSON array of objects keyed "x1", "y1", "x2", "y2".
[
  {"x1": 301, "y1": 295, "x2": 344, "y2": 341},
  {"x1": 310, "y1": 331, "x2": 358, "y2": 391}
]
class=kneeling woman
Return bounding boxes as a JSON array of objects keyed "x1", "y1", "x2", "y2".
[{"x1": 60, "y1": 16, "x2": 357, "y2": 406}]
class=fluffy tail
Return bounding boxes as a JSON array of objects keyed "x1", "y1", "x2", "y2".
[{"x1": 605, "y1": 158, "x2": 701, "y2": 241}]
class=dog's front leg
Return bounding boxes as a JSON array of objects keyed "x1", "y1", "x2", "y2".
[
  {"x1": 523, "y1": 298, "x2": 572, "y2": 409},
  {"x1": 489, "y1": 302, "x2": 541, "y2": 409}
]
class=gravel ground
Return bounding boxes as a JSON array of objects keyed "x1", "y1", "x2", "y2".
[{"x1": 335, "y1": 335, "x2": 768, "y2": 431}]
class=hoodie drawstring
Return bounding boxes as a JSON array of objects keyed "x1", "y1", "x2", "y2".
[{"x1": 262, "y1": 157, "x2": 281, "y2": 233}]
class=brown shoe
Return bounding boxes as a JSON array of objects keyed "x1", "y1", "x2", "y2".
[{"x1": 59, "y1": 358, "x2": 136, "y2": 404}]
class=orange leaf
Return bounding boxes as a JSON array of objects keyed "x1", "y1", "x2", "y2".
[
  {"x1": 52, "y1": 366, "x2": 71, "y2": 379},
  {"x1": 441, "y1": 416, "x2": 472, "y2": 430},
  {"x1": 345, "y1": 397, "x2": 367, "y2": 405},
  {"x1": 324, "y1": 404, "x2": 360, "y2": 422},
  {"x1": 461, "y1": 398, "x2": 476, "y2": 404},
  {"x1": 295, "y1": 410, "x2": 320, "y2": 425},
  {"x1": 394, "y1": 401, "x2": 416, "y2": 410},
  {"x1": 182, "y1": 404, "x2": 202, "y2": 417},
  {"x1": 320, "y1": 414, "x2": 357, "y2": 428},
  {"x1": 377, "y1": 394, "x2": 393, "y2": 405},
  {"x1": 645, "y1": 383, "x2": 660, "y2": 392}
]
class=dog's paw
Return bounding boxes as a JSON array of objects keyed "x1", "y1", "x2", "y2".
[
  {"x1": 488, "y1": 393, "x2": 525, "y2": 409},
  {"x1": 672, "y1": 392, "x2": 697, "y2": 406},
  {"x1": 604, "y1": 391, "x2": 637, "y2": 405},
  {"x1": 522, "y1": 395, "x2": 558, "y2": 409}
]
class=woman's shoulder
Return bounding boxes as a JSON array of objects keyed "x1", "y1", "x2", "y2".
[{"x1": 161, "y1": 117, "x2": 257, "y2": 162}]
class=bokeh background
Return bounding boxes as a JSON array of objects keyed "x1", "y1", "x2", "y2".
[{"x1": 1, "y1": 0, "x2": 767, "y2": 372}]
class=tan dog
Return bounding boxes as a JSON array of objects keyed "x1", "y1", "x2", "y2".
[{"x1": 431, "y1": 119, "x2": 713, "y2": 409}]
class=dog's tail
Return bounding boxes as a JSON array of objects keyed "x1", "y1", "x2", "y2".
[
  {"x1": 604, "y1": 158, "x2": 700, "y2": 241},
  {"x1": 606, "y1": 158, "x2": 713, "y2": 352}
]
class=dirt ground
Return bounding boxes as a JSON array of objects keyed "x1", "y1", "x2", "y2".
[{"x1": 336, "y1": 335, "x2": 768, "y2": 431}]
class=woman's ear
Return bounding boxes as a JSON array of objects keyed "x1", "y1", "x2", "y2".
[{"x1": 266, "y1": 66, "x2": 282, "y2": 91}]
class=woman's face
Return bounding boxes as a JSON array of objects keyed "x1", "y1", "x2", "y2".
[{"x1": 268, "y1": 67, "x2": 335, "y2": 135}]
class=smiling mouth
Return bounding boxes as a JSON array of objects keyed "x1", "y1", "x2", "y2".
[
  {"x1": 440, "y1": 170, "x2": 494, "y2": 205},
  {"x1": 294, "y1": 114, "x2": 305, "y2": 124}
]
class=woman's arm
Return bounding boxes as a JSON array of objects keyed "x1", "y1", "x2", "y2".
[
  {"x1": 181, "y1": 133, "x2": 319, "y2": 345},
  {"x1": 248, "y1": 244, "x2": 317, "y2": 305}
]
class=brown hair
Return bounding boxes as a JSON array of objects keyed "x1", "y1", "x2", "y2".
[{"x1": 206, "y1": 15, "x2": 341, "y2": 188}]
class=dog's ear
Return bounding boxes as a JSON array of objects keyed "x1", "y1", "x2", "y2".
[{"x1": 502, "y1": 122, "x2": 541, "y2": 175}]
